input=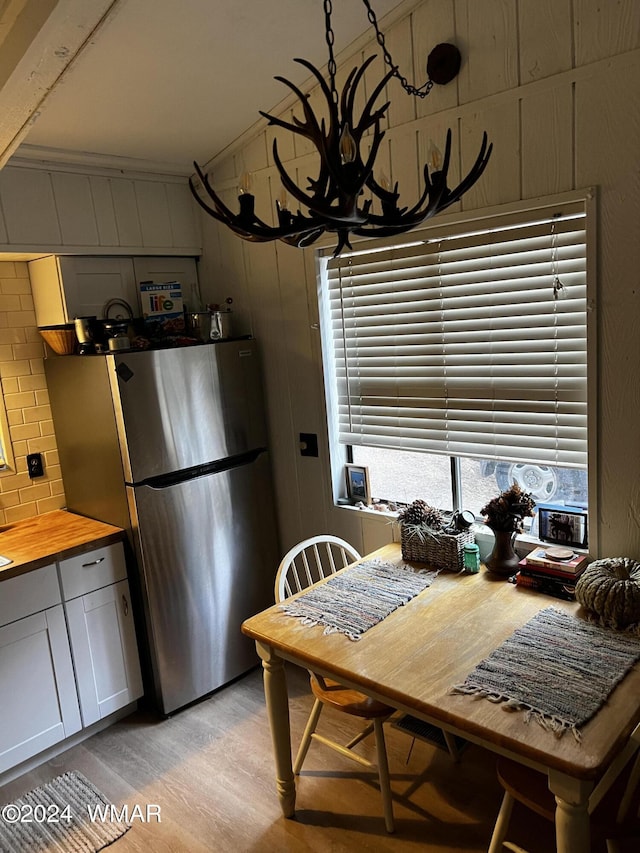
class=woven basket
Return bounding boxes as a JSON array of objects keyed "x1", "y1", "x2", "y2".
[
  {"x1": 39, "y1": 325, "x2": 76, "y2": 355},
  {"x1": 400, "y1": 524, "x2": 474, "y2": 571}
]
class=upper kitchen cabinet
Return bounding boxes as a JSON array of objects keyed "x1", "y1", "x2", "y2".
[
  {"x1": 0, "y1": 165, "x2": 201, "y2": 255},
  {"x1": 29, "y1": 256, "x2": 138, "y2": 326},
  {"x1": 29, "y1": 255, "x2": 200, "y2": 326}
]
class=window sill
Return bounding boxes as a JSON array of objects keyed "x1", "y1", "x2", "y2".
[{"x1": 334, "y1": 502, "x2": 588, "y2": 564}]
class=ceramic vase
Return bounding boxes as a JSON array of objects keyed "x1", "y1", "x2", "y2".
[{"x1": 485, "y1": 528, "x2": 520, "y2": 576}]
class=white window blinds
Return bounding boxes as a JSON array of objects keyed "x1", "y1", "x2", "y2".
[{"x1": 322, "y1": 200, "x2": 588, "y2": 470}]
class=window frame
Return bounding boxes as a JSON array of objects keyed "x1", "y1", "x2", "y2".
[
  {"x1": 0, "y1": 382, "x2": 16, "y2": 474},
  {"x1": 316, "y1": 189, "x2": 598, "y2": 553}
]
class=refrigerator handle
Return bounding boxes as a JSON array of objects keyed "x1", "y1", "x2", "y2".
[
  {"x1": 139, "y1": 448, "x2": 267, "y2": 490},
  {"x1": 122, "y1": 593, "x2": 129, "y2": 617}
]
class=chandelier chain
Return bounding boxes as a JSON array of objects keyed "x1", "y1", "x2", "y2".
[
  {"x1": 323, "y1": 0, "x2": 339, "y2": 106},
  {"x1": 361, "y1": 0, "x2": 433, "y2": 97}
]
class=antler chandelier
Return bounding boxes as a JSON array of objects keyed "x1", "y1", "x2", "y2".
[{"x1": 190, "y1": 0, "x2": 492, "y2": 256}]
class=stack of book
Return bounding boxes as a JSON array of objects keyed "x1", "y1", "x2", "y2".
[{"x1": 511, "y1": 546, "x2": 589, "y2": 600}]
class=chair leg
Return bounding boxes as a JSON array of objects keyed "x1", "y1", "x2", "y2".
[
  {"x1": 294, "y1": 698, "x2": 323, "y2": 775},
  {"x1": 488, "y1": 791, "x2": 515, "y2": 853},
  {"x1": 345, "y1": 720, "x2": 375, "y2": 750},
  {"x1": 373, "y1": 717, "x2": 394, "y2": 833}
]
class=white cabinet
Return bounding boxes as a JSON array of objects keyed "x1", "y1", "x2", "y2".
[
  {"x1": 29, "y1": 255, "x2": 200, "y2": 327},
  {"x1": 59, "y1": 542, "x2": 143, "y2": 728},
  {"x1": 0, "y1": 541, "x2": 144, "y2": 775},
  {"x1": 0, "y1": 566, "x2": 81, "y2": 774},
  {"x1": 29, "y1": 256, "x2": 138, "y2": 326}
]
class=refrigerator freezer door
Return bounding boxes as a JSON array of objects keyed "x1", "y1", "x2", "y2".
[
  {"x1": 128, "y1": 451, "x2": 278, "y2": 715},
  {"x1": 110, "y1": 339, "x2": 267, "y2": 483}
]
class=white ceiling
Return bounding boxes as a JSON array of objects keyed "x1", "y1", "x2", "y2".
[{"x1": 15, "y1": 0, "x2": 405, "y2": 175}]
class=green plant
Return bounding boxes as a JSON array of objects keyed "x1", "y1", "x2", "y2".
[{"x1": 480, "y1": 483, "x2": 536, "y2": 533}]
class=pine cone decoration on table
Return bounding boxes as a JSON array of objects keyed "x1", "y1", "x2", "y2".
[{"x1": 399, "y1": 500, "x2": 444, "y2": 530}]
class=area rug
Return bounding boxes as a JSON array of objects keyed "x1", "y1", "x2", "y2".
[
  {"x1": 0, "y1": 770, "x2": 130, "y2": 852},
  {"x1": 280, "y1": 559, "x2": 438, "y2": 640},
  {"x1": 450, "y1": 607, "x2": 640, "y2": 741}
]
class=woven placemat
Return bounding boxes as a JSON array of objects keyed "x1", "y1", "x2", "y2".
[
  {"x1": 450, "y1": 607, "x2": 640, "y2": 740},
  {"x1": 280, "y1": 559, "x2": 438, "y2": 640}
]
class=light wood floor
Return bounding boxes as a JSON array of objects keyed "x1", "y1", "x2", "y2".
[{"x1": 1, "y1": 664, "x2": 562, "y2": 852}]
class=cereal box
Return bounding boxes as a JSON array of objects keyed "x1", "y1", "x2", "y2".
[{"x1": 139, "y1": 281, "x2": 185, "y2": 336}]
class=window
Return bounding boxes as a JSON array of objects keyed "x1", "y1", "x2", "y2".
[
  {"x1": 318, "y1": 194, "x2": 592, "y2": 518},
  {"x1": 0, "y1": 387, "x2": 14, "y2": 473}
]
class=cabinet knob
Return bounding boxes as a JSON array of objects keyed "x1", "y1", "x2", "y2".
[
  {"x1": 82, "y1": 557, "x2": 105, "y2": 568},
  {"x1": 122, "y1": 594, "x2": 129, "y2": 616}
]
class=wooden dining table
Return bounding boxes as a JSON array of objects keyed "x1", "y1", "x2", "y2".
[{"x1": 241, "y1": 543, "x2": 640, "y2": 852}]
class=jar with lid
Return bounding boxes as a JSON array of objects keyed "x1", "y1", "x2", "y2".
[{"x1": 463, "y1": 543, "x2": 481, "y2": 574}]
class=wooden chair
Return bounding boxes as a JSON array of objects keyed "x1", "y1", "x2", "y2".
[
  {"x1": 488, "y1": 723, "x2": 640, "y2": 853},
  {"x1": 274, "y1": 535, "x2": 395, "y2": 832}
]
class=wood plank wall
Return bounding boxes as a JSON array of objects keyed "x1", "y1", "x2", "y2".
[
  {"x1": 197, "y1": 0, "x2": 640, "y2": 560},
  {"x1": 0, "y1": 166, "x2": 201, "y2": 255}
]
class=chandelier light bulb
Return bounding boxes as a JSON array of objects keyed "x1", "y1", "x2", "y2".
[
  {"x1": 339, "y1": 124, "x2": 358, "y2": 165},
  {"x1": 428, "y1": 140, "x2": 443, "y2": 173},
  {"x1": 239, "y1": 172, "x2": 252, "y2": 195}
]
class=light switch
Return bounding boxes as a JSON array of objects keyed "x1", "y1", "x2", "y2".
[{"x1": 299, "y1": 433, "x2": 318, "y2": 457}]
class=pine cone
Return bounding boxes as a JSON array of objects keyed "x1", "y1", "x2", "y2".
[
  {"x1": 399, "y1": 499, "x2": 427, "y2": 524},
  {"x1": 423, "y1": 505, "x2": 445, "y2": 530},
  {"x1": 399, "y1": 500, "x2": 444, "y2": 530}
]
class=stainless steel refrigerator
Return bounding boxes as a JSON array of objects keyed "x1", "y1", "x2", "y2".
[{"x1": 45, "y1": 339, "x2": 279, "y2": 715}]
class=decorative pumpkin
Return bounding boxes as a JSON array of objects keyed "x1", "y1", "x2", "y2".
[{"x1": 575, "y1": 557, "x2": 640, "y2": 629}]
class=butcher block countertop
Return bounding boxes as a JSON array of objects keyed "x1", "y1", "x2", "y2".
[{"x1": 0, "y1": 510, "x2": 125, "y2": 582}]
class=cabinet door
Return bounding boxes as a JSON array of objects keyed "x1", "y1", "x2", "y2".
[
  {"x1": 29, "y1": 256, "x2": 138, "y2": 326},
  {"x1": 58, "y1": 256, "x2": 138, "y2": 320},
  {"x1": 65, "y1": 579, "x2": 143, "y2": 727},
  {"x1": 0, "y1": 606, "x2": 81, "y2": 773},
  {"x1": 28, "y1": 256, "x2": 67, "y2": 328}
]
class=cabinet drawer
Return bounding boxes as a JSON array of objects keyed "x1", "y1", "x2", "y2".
[
  {"x1": 59, "y1": 542, "x2": 127, "y2": 600},
  {"x1": 0, "y1": 564, "x2": 60, "y2": 627}
]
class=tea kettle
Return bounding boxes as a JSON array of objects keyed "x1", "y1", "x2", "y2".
[{"x1": 102, "y1": 298, "x2": 134, "y2": 351}]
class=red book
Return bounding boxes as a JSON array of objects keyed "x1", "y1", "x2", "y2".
[
  {"x1": 518, "y1": 558, "x2": 587, "y2": 582},
  {"x1": 523, "y1": 547, "x2": 588, "y2": 575},
  {"x1": 512, "y1": 571, "x2": 576, "y2": 601}
]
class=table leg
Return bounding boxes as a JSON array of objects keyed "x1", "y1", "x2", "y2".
[
  {"x1": 548, "y1": 769, "x2": 593, "y2": 853},
  {"x1": 255, "y1": 641, "x2": 296, "y2": 818}
]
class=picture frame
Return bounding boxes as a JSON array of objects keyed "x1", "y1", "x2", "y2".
[
  {"x1": 537, "y1": 503, "x2": 588, "y2": 549},
  {"x1": 345, "y1": 464, "x2": 371, "y2": 505}
]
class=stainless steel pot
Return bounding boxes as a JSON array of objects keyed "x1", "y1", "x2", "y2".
[{"x1": 187, "y1": 312, "x2": 212, "y2": 342}]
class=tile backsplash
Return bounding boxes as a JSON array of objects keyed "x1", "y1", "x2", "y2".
[{"x1": 0, "y1": 261, "x2": 65, "y2": 524}]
